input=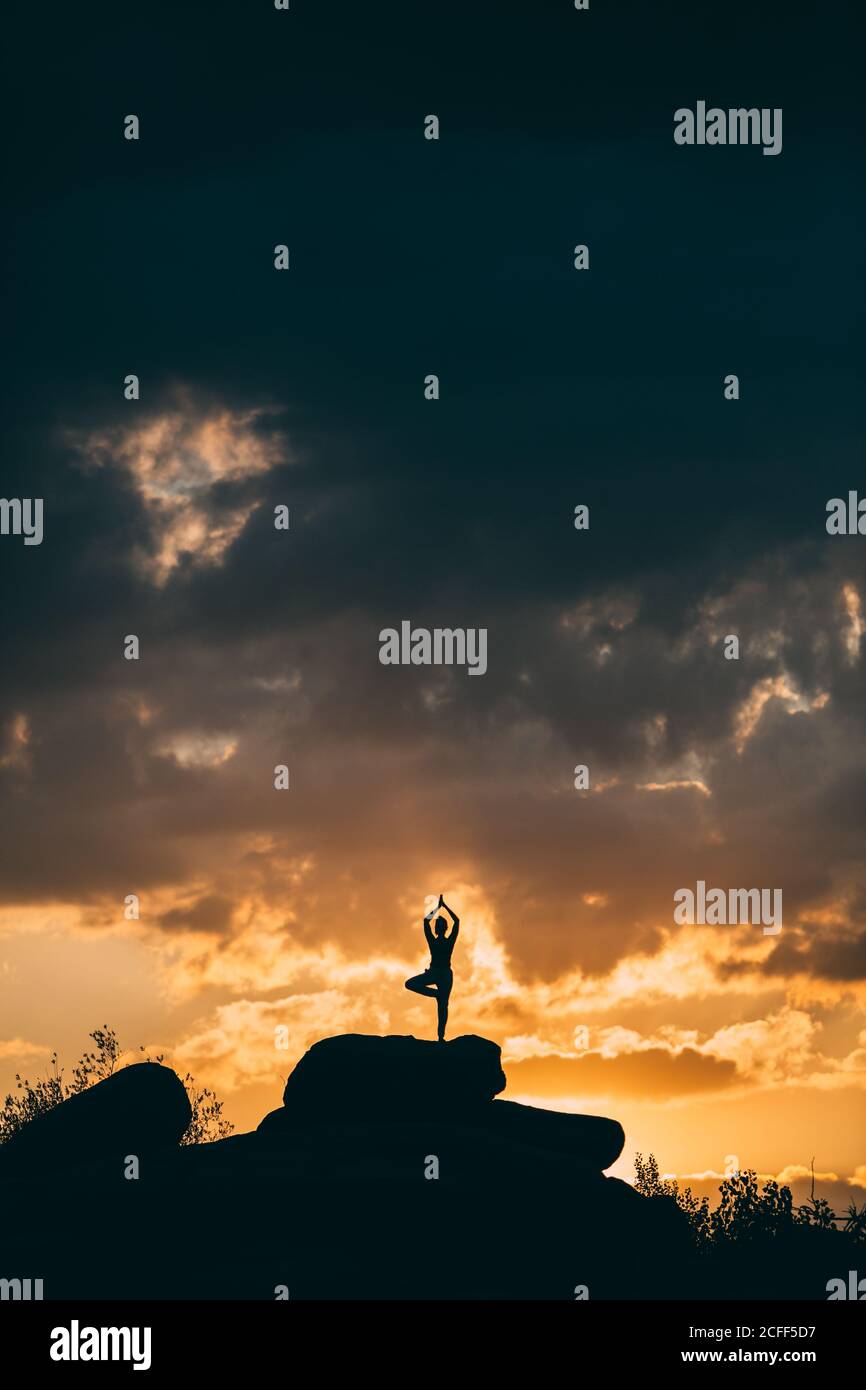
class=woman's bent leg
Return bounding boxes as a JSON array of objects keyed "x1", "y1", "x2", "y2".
[{"x1": 405, "y1": 971, "x2": 437, "y2": 997}]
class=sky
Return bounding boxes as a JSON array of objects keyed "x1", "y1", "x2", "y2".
[{"x1": 2, "y1": 0, "x2": 865, "y2": 1209}]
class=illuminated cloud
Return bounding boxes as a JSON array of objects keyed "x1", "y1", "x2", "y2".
[
  {"x1": 0, "y1": 1037, "x2": 50, "y2": 1061},
  {"x1": 733, "y1": 673, "x2": 817, "y2": 753},
  {"x1": 499, "y1": 1004, "x2": 863, "y2": 1102},
  {"x1": 155, "y1": 732, "x2": 239, "y2": 770},
  {"x1": 842, "y1": 582, "x2": 864, "y2": 663},
  {"x1": 774, "y1": 1163, "x2": 840, "y2": 1186},
  {"x1": 559, "y1": 591, "x2": 640, "y2": 636},
  {"x1": 0, "y1": 713, "x2": 31, "y2": 771},
  {"x1": 71, "y1": 398, "x2": 286, "y2": 584},
  {"x1": 698, "y1": 1008, "x2": 820, "y2": 1086},
  {"x1": 171, "y1": 993, "x2": 378, "y2": 1094},
  {"x1": 637, "y1": 778, "x2": 711, "y2": 797}
]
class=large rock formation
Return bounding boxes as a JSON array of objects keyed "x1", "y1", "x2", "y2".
[
  {"x1": 0, "y1": 1062, "x2": 191, "y2": 1179},
  {"x1": 259, "y1": 1033, "x2": 623, "y2": 1172},
  {"x1": 0, "y1": 1035, "x2": 697, "y2": 1299},
  {"x1": 278, "y1": 1033, "x2": 506, "y2": 1120}
]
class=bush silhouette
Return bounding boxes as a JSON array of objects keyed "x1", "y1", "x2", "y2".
[
  {"x1": 635, "y1": 1150, "x2": 865, "y2": 1258},
  {"x1": 0, "y1": 1025, "x2": 233, "y2": 1146}
]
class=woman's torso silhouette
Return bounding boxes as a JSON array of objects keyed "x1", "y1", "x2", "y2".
[{"x1": 427, "y1": 931, "x2": 456, "y2": 970}]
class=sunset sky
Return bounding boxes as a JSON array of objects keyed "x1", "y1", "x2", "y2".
[{"x1": 2, "y1": 0, "x2": 864, "y2": 1211}]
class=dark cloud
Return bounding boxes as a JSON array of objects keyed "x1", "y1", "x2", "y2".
[
  {"x1": 1, "y1": 0, "x2": 864, "y2": 997},
  {"x1": 505, "y1": 1048, "x2": 738, "y2": 1101},
  {"x1": 724, "y1": 930, "x2": 866, "y2": 984},
  {"x1": 2, "y1": 502, "x2": 866, "y2": 983},
  {"x1": 156, "y1": 895, "x2": 235, "y2": 937}
]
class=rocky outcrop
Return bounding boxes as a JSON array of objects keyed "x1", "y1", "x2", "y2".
[
  {"x1": 0, "y1": 1062, "x2": 191, "y2": 1179},
  {"x1": 486, "y1": 1098, "x2": 624, "y2": 1170},
  {"x1": 278, "y1": 1033, "x2": 506, "y2": 1120},
  {"x1": 0, "y1": 1036, "x2": 697, "y2": 1298},
  {"x1": 259, "y1": 1034, "x2": 623, "y2": 1171}
]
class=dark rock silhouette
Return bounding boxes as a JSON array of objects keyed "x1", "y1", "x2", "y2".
[
  {"x1": 486, "y1": 1098, "x2": 624, "y2": 1170},
  {"x1": 0, "y1": 1062, "x2": 191, "y2": 1179},
  {"x1": 4, "y1": 1033, "x2": 837, "y2": 1299},
  {"x1": 260, "y1": 1034, "x2": 622, "y2": 1171},
  {"x1": 276, "y1": 1033, "x2": 506, "y2": 1121}
]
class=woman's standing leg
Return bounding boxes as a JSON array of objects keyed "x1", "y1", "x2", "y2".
[{"x1": 436, "y1": 974, "x2": 452, "y2": 1041}]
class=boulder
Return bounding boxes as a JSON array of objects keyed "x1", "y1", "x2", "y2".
[
  {"x1": 279, "y1": 1033, "x2": 506, "y2": 1121},
  {"x1": 0, "y1": 1062, "x2": 191, "y2": 1178},
  {"x1": 486, "y1": 1099, "x2": 624, "y2": 1170}
]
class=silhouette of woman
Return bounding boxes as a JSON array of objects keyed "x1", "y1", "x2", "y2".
[{"x1": 404, "y1": 894, "x2": 460, "y2": 1041}]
